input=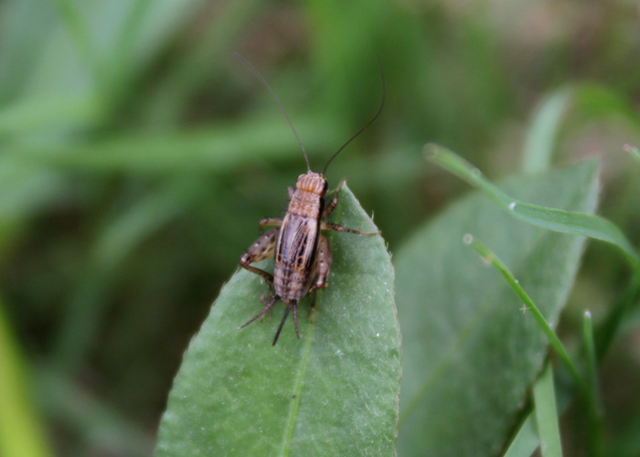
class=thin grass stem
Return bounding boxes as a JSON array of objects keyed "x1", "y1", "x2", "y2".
[
  {"x1": 464, "y1": 235, "x2": 590, "y2": 399},
  {"x1": 583, "y1": 311, "x2": 604, "y2": 457}
]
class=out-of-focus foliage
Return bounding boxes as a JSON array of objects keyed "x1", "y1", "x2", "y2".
[{"x1": 1, "y1": 0, "x2": 639, "y2": 456}]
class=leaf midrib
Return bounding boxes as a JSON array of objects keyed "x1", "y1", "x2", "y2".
[{"x1": 280, "y1": 310, "x2": 316, "y2": 456}]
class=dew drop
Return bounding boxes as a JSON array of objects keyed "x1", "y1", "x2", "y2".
[
  {"x1": 508, "y1": 202, "x2": 517, "y2": 210},
  {"x1": 462, "y1": 233, "x2": 474, "y2": 245}
]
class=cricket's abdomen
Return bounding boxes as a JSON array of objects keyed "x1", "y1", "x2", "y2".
[{"x1": 273, "y1": 190, "x2": 323, "y2": 303}]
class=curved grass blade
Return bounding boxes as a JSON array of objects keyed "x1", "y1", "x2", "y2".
[
  {"x1": 156, "y1": 186, "x2": 400, "y2": 457},
  {"x1": 425, "y1": 144, "x2": 638, "y2": 268},
  {"x1": 466, "y1": 236, "x2": 587, "y2": 398}
]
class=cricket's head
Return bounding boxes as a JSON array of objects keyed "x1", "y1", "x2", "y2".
[{"x1": 296, "y1": 171, "x2": 328, "y2": 196}]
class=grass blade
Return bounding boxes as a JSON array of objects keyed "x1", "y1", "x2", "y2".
[
  {"x1": 522, "y1": 88, "x2": 572, "y2": 174},
  {"x1": 425, "y1": 143, "x2": 638, "y2": 268},
  {"x1": 583, "y1": 311, "x2": 604, "y2": 457},
  {"x1": 5, "y1": 115, "x2": 339, "y2": 173},
  {"x1": 503, "y1": 414, "x2": 539, "y2": 457},
  {"x1": 51, "y1": 0, "x2": 100, "y2": 81},
  {"x1": 0, "y1": 93, "x2": 103, "y2": 137},
  {"x1": 533, "y1": 362, "x2": 563, "y2": 457},
  {"x1": 466, "y1": 236, "x2": 588, "y2": 398}
]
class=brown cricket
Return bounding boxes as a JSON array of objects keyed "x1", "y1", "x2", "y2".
[{"x1": 236, "y1": 54, "x2": 384, "y2": 345}]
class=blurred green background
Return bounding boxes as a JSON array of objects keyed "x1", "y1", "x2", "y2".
[{"x1": 1, "y1": 0, "x2": 640, "y2": 456}]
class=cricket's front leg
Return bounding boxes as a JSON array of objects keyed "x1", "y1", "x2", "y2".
[
  {"x1": 240, "y1": 227, "x2": 279, "y2": 286},
  {"x1": 322, "y1": 178, "x2": 347, "y2": 217},
  {"x1": 320, "y1": 221, "x2": 380, "y2": 236},
  {"x1": 322, "y1": 179, "x2": 381, "y2": 236}
]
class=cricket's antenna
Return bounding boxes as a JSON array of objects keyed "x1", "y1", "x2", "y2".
[
  {"x1": 235, "y1": 52, "x2": 311, "y2": 172},
  {"x1": 323, "y1": 56, "x2": 386, "y2": 175}
]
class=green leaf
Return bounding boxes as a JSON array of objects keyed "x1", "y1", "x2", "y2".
[
  {"x1": 395, "y1": 161, "x2": 599, "y2": 457},
  {"x1": 156, "y1": 185, "x2": 400, "y2": 457}
]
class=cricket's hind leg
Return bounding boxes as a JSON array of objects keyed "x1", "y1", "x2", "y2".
[
  {"x1": 304, "y1": 235, "x2": 332, "y2": 322},
  {"x1": 240, "y1": 227, "x2": 279, "y2": 294},
  {"x1": 239, "y1": 294, "x2": 280, "y2": 330}
]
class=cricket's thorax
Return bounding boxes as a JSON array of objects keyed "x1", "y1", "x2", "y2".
[{"x1": 273, "y1": 172, "x2": 327, "y2": 303}]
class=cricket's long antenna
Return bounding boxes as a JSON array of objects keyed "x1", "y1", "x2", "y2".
[
  {"x1": 235, "y1": 52, "x2": 311, "y2": 172},
  {"x1": 323, "y1": 56, "x2": 386, "y2": 175}
]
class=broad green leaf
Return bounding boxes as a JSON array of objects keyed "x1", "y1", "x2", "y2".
[
  {"x1": 426, "y1": 144, "x2": 638, "y2": 267},
  {"x1": 156, "y1": 185, "x2": 400, "y2": 457},
  {"x1": 533, "y1": 363, "x2": 562, "y2": 457},
  {"x1": 395, "y1": 161, "x2": 599, "y2": 457}
]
